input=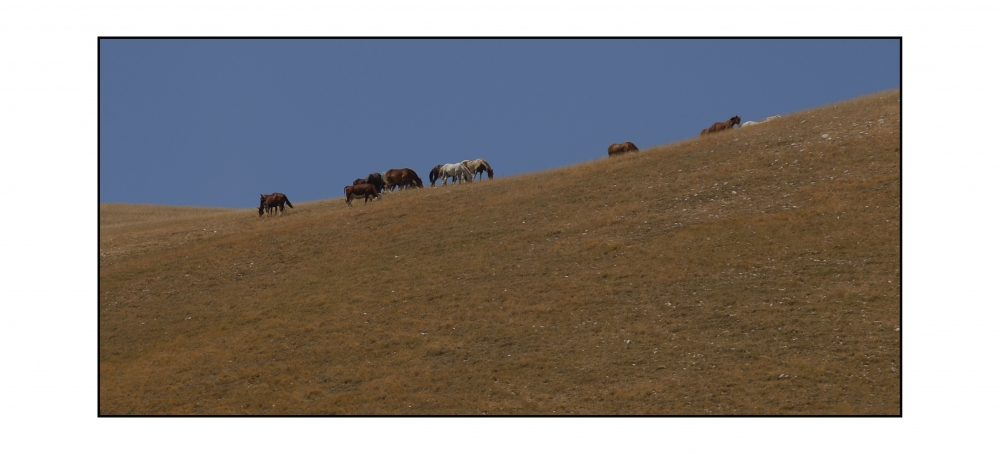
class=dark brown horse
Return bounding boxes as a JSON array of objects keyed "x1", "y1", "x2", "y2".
[
  {"x1": 429, "y1": 164, "x2": 443, "y2": 187},
  {"x1": 353, "y1": 172, "x2": 385, "y2": 190},
  {"x1": 259, "y1": 193, "x2": 293, "y2": 217},
  {"x1": 384, "y1": 168, "x2": 424, "y2": 191},
  {"x1": 366, "y1": 172, "x2": 386, "y2": 192},
  {"x1": 344, "y1": 183, "x2": 381, "y2": 207},
  {"x1": 607, "y1": 142, "x2": 639, "y2": 157},
  {"x1": 702, "y1": 116, "x2": 741, "y2": 135}
]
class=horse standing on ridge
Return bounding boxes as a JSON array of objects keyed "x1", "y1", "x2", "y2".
[
  {"x1": 259, "y1": 193, "x2": 293, "y2": 217},
  {"x1": 353, "y1": 172, "x2": 386, "y2": 192},
  {"x1": 344, "y1": 183, "x2": 381, "y2": 207},
  {"x1": 742, "y1": 115, "x2": 781, "y2": 127},
  {"x1": 429, "y1": 164, "x2": 444, "y2": 187},
  {"x1": 607, "y1": 142, "x2": 639, "y2": 157},
  {"x1": 438, "y1": 163, "x2": 473, "y2": 185},
  {"x1": 701, "y1": 116, "x2": 741, "y2": 135},
  {"x1": 462, "y1": 158, "x2": 494, "y2": 181},
  {"x1": 384, "y1": 168, "x2": 424, "y2": 191}
]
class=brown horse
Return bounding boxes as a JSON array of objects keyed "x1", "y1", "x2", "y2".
[
  {"x1": 607, "y1": 142, "x2": 639, "y2": 157},
  {"x1": 384, "y1": 168, "x2": 424, "y2": 191},
  {"x1": 259, "y1": 193, "x2": 293, "y2": 217},
  {"x1": 344, "y1": 183, "x2": 381, "y2": 207},
  {"x1": 702, "y1": 116, "x2": 741, "y2": 135}
]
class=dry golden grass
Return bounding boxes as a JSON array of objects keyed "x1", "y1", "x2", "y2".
[{"x1": 100, "y1": 90, "x2": 900, "y2": 415}]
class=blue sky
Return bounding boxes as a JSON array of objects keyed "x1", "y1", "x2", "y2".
[{"x1": 99, "y1": 38, "x2": 899, "y2": 208}]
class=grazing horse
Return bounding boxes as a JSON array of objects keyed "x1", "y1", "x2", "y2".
[
  {"x1": 259, "y1": 193, "x2": 293, "y2": 217},
  {"x1": 702, "y1": 116, "x2": 741, "y2": 135},
  {"x1": 438, "y1": 163, "x2": 473, "y2": 185},
  {"x1": 607, "y1": 142, "x2": 639, "y2": 157},
  {"x1": 383, "y1": 168, "x2": 424, "y2": 191},
  {"x1": 366, "y1": 172, "x2": 386, "y2": 192},
  {"x1": 742, "y1": 115, "x2": 779, "y2": 128},
  {"x1": 461, "y1": 158, "x2": 494, "y2": 181},
  {"x1": 344, "y1": 183, "x2": 381, "y2": 207},
  {"x1": 353, "y1": 173, "x2": 386, "y2": 192},
  {"x1": 429, "y1": 164, "x2": 444, "y2": 187}
]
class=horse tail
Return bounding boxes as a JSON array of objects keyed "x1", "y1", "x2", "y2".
[{"x1": 284, "y1": 196, "x2": 293, "y2": 209}]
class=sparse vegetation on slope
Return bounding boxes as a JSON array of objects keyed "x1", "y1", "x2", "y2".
[{"x1": 100, "y1": 90, "x2": 900, "y2": 415}]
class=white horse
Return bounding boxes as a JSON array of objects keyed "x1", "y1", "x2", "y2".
[
  {"x1": 461, "y1": 158, "x2": 494, "y2": 181},
  {"x1": 742, "y1": 115, "x2": 781, "y2": 128},
  {"x1": 439, "y1": 162, "x2": 473, "y2": 185}
]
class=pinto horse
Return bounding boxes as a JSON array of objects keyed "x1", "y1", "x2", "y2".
[
  {"x1": 259, "y1": 193, "x2": 293, "y2": 217},
  {"x1": 701, "y1": 116, "x2": 741, "y2": 135},
  {"x1": 607, "y1": 142, "x2": 639, "y2": 157},
  {"x1": 462, "y1": 158, "x2": 494, "y2": 181},
  {"x1": 438, "y1": 163, "x2": 473, "y2": 185},
  {"x1": 383, "y1": 168, "x2": 424, "y2": 191},
  {"x1": 344, "y1": 183, "x2": 381, "y2": 207}
]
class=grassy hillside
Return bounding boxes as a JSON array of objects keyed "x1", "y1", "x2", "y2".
[{"x1": 99, "y1": 90, "x2": 901, "y2": 415}]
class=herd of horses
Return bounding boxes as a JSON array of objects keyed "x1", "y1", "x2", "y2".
[
  {"x1": 609, "y1": 115, "x2": 748, "y2": 158},
  {"x1": 258, "y1": 159, "x2": 495, "y2": 214},
  {"x1": 260, "y1": 115, "x2": 766, "y2": 215}
]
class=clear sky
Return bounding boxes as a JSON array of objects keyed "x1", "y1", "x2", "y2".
[{"x1": 99, "y1": 38, "x2": 900, "y2": 208}]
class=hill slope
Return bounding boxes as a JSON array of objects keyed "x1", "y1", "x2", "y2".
[{"x1": 99, "y1": 90, "x2": 901, "y2": 415}]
